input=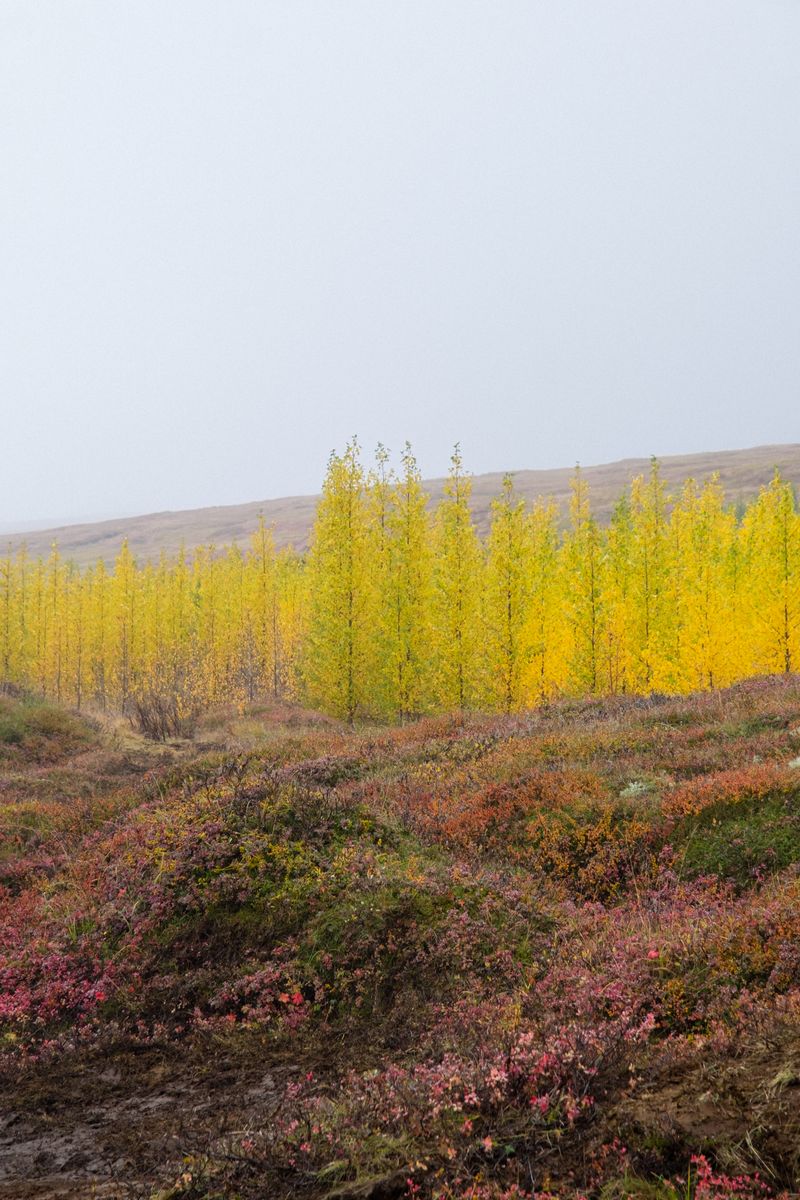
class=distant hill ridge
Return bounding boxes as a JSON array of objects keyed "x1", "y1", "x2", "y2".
[{"x1": 4, "y1": 443, "x2": 800, "y2": 567}]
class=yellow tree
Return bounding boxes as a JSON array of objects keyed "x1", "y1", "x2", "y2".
[
  {"x1": 166, "y1": 546, "x2": 195, "y2": 698},
  {"x1": 46, "y1": 546, "x2": 66, "y2": 701},
  {"x1": 740, "y1": 474, "x2": 800, "y2": 675},
  {"x1": 244, "y1": 517, "x2": 281, "y2": 699},
  {"x1": 110, "y1": 540, "x2": 139, "y2": 712},
  {"x1": 483, "y1": 475, "x2": 532, "y2": 711},
  {"x1": 221, "y1": 544, "x2": 248, "y2": 702},
  {"x1": 431, "y1": 447, "x2": 483, "y2": 711},
  {"x1": 274, "y1": 546, "x2": 307, "y2": 701},
  {"x1": 367, "y1": 444, "x2": 396, "y2": 715},
  {"x1": 0, "y1": 552, "x2": 13, "y2": 686},
  {"x1": 383, "y1": 443, "x2": 433, "y2": 719},
  {"x1": 65, "y1": 563, "x2": 89, "y2": 709},
  {"x1": 600, "y1": 495, "x2": 636, "y2": 694},
  {"x1": 6, "y1": 447, "x2": 800, "y2": 723},
  {"x1": 670, "y1": 476, "x2": 738, "y2": 690},
  {"x1": 521, "y1": 499, "x2": 565, "y2": 702},
  {"x1": 136, "y1": 551, "x2": 191, "y2": 716},
  {"x1": 628, "y1": 460, "x2": 672, "y2": 691},
  {"x1": 304, "y1": 440, "x2": 379, "y2": 721},
  {"x1": 86, "y1": 559, "x2": 110, "y2": 710},
  {"x1": 10, "y1": 548, "x2": 31, "y2": 692},
  {"x1": 562, "y1": 470, "x2": 604, "y2": 694},
  {"x1": 0, "y1": 549, "x2": 32, "y2": 691},
  {"x1": 191, "y1": 544, "x2": 226, "y2": 706}
]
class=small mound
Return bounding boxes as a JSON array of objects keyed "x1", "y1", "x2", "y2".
[
  {"x1": 0, "y1": 755, "x2": 546, "y2": 1056},
  {"x1": 0, "y1": 694, "x2": 97, "y2": 766}
]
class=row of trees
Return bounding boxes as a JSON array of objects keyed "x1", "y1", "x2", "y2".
[
  {"x1": 2, "y1": 442, "x2": 799, "y2": 724},
  {"x1": 0, "y1": 527, "x2": 305, "y2": 732}
]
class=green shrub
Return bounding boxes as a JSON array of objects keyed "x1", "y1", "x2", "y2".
[{"x1": 674, "y1": 790, "x2": 800, "y2": 883}]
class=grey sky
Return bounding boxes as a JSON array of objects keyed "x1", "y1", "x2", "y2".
[{"x1": 1, "y1": 1, "x2": 799, "y2": 526}]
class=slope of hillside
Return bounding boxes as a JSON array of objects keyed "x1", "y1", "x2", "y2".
[
  {"x1": 5, "y1": 442, "x2": 800, "y2": 566},
  {"x1": 3, "y1": 679, "x2": 800, "y2": 1197}
]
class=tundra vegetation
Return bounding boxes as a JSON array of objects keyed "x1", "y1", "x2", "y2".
[{"x1": 1, "y1": 449, "x2": 800, "y2": 1198}]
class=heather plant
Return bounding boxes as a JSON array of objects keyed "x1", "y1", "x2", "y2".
[{"x1": 3, "y1": 681, "x2": 800, "y2": 1197}]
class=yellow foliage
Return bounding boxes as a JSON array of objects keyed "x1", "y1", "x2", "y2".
[{"x1": 1, "y1": 449, "x2": 798, "y2": 721}]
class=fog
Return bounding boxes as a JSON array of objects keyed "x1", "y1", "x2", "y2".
[{"x1": 1, "y1": 1, "x2": 798, "y2": 525}]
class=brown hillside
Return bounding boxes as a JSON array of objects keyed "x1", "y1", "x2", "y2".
[{"x1": 4, "y1": 442, "x2": 799, "y2": 566}]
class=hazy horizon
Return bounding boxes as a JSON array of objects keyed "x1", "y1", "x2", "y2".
[
  {"x1": 2, "y1": 437, "x2": 799, "y2": 543},
  {"x1": 2, "y1": 435, "x2": 799, "y2": 533},
  {"x1": 3, "y1": 2, "x2": 799, "y2": 527}
]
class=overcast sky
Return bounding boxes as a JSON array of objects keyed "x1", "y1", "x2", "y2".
[{"x1": 1, "y1": 1, "x2": 799, "y2": 526}]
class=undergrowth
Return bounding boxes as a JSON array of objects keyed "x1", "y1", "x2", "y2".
[{"x1": 3, "y1": 676, "x2": 800, "y2": 1198}]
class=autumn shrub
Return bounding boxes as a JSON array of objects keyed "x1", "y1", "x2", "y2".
[
  {"x1": 524, "y1": 800, "x2": 660, "y2": 900},
  {"x1": 130, "y1": 684, "x2": 200, "y2": 741},
  {"x1": 673, "y1": 790, "x2": 800, "y2": 884},
  {"x1": 600, "y1": 1157, "x2": 775, "y2": 1199},
  {"x1": 0, "y1": 693, "x2": 95, "y2": 763},
  {"x1": 5, "y1": 680, "x2": 800, "y2": 1197},
  {"x1": 662, "y1": 764, "x2": 794, "y2": 819},
  {"x1": 0, "y1": 761, "x2": 551, "y2": 1054}
]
